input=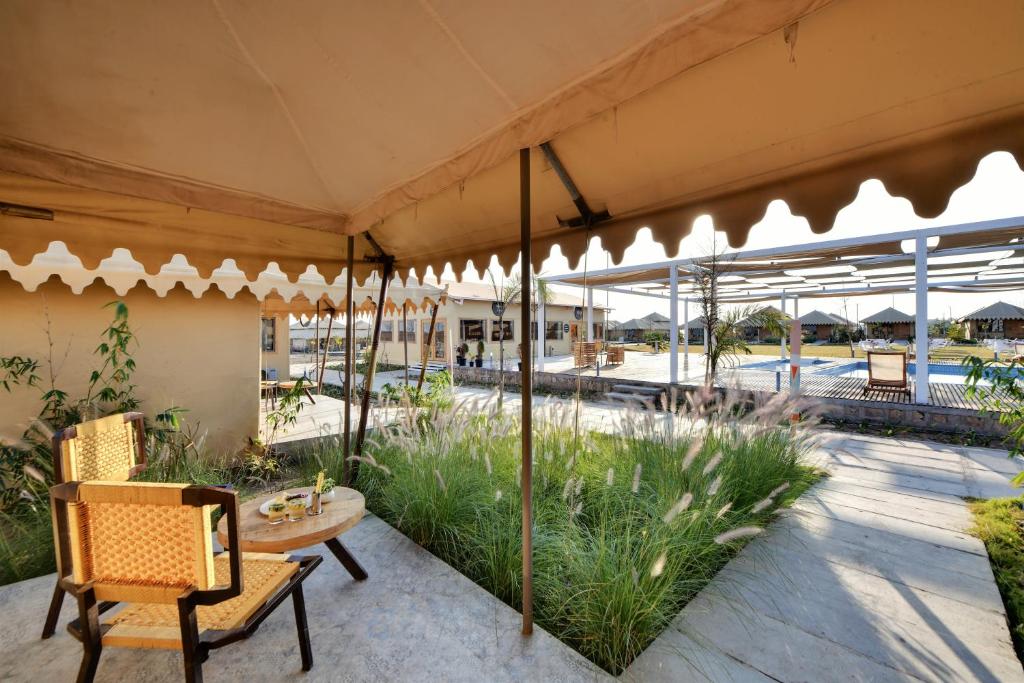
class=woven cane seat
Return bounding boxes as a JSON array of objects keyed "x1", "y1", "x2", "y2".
[{"x1": 102, "y1": 553, "x2": 298, "y2": 649}]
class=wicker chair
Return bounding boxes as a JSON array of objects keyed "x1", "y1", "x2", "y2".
[
  {"x1": 43, "y1": 412, "x2": 148, "y2": 639},
  {"x1": 50, "y1": 480, "x2": 322, "y2": 683}
]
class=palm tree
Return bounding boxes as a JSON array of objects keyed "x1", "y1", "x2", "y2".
[
  {"x1": 495, "y1": 271, "x2": 553, "y2": 404},
  {"x1": 704, "y1": 306, "x2": 786, "y2": 383},
  {"x1": 487, "y1": 270, "x2": 520, "y2": 410}
]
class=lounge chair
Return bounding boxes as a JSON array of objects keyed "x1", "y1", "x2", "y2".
[
  {"x1": 863, "y1": 350, "x2": 911, "y2": 398},
  {"x1": 42, "y1": 412, "x2": 147, "y2": 639},
  {"x1": 50, "y1": 480, "x2": 322, "y2": 683}
]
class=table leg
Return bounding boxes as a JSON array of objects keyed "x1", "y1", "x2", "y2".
[
  {"x1": 305, "y1": 388, "x2": 316, "y2": 405},
  {"x1": 324, "y1": 537, "x2": 368, "y2": 580}
]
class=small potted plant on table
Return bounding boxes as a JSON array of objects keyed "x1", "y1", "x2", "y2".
[{"x1": 475, "y1": 340, "x2": 485, "y2": 367}]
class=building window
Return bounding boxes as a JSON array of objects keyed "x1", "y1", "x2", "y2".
[
  {"x1": 492, "y1": 320, "x2": 513, "y2": 341},
  {"x1": 460, "y1": 319, "x2": 486, "y2": 341},
  {"x1": 399, "y1": 320, "x2": 417, "y2": 342},
  {"x1": 545, "y1": 321, "x2": 563, "y2": 340},
  {"x1": 380, "y1": 320, "x2": 394, "y2": 342},
  {"x1": 261, "y1": 317, "x2": 276, "y2": 352}
]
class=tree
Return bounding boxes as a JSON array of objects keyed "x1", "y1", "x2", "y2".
[
  {"x1": 488, "y1": 269, "x2": 553, "y2": 409},
  {"x1": 693, "y1": 239, "x2": 785, "y2": 384},
  {"x1": 841, "y1": 298, "x2": 857, "y2": 358},
  {"x1": 964, "y1": 356, "x2": 1024, "y2": 471}
]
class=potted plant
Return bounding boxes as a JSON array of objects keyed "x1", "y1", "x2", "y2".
[
  {"x1": 456, "y1": 342, "x2": 469, "y2": 366},
  {"x1": 475, "y1": 340, "x2": 485, "y2": 367}
]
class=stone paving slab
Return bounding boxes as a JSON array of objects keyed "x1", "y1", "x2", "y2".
[
  {"x1": 0, "y1": 515, "x2": 608, "y2": 683},
  {"x1": 626, "y1": 433, "x2": 1024, "y2": 682}
]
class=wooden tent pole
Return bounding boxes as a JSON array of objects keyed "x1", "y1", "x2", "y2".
[
  {"x1": 343, "y1": 237, "x2": 354, "y2": 485},
  {"x1": 416, "y1": 299, "x2": 441, "y2": 393},
  {"x1": 314, "y1": 299, "x2": 320, "y2": 385},
  {"x1": 318, "y1": 306, "x2": 334, "y2": 394},
  {"x1": 354, "y1": 258, "x2": 393, "y2": 459},
  {"x1": 519, "y1": 147, "x2": 534, "y2": 636}
]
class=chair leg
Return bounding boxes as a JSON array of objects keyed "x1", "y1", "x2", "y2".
[
  {"x1": 75, "y1": 589, "x2": 102, "y2": 683},
  {"x1": 42, "y1": 579, "x2": 65, "y2": 639},
  {"x1": 292, "y1": 584, "x2": 314, "y2": 671},
  {"x1": 324, "y1": 537, "x2": 368, "y2": 580},
  {"x1": 178, "y1": 599, "x2": 203, "y2": 683}
]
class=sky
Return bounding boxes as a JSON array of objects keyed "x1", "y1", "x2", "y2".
[{"x1": 446, "y1": 152, "x2": 1024, "y2": 324}]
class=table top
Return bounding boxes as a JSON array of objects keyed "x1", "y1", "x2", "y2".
[{"x1": 216, "y1": 486, "x2": 365, "y2": 553}]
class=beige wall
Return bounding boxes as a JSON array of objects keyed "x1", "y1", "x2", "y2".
[
  {"x1": 372, "y1": 299, "x2": 607, "y2": 365},
  {"x1": 0, "y1": 277, "x2": 259, "y2": 455},
  {"x1": 260, "y1": 314, "x2": 291, "y2": 381}
]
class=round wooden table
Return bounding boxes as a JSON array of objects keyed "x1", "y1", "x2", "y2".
[{"x1": 217, "y1": 486, "x2": 368, "y2": 580}]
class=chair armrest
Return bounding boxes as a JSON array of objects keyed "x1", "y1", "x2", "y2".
[{"x1": 182, "y1": 485, "x2": 243, "y2": 606}]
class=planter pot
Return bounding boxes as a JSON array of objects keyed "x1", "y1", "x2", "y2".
[
  {"x1": 320, "y1": 489, "x2": 336, "y2": 503},
  {"x1": 474, "y1": 358, "x2": 483, "y2": 367},
  {"x1": 457, "y1": 357, "x2": 466, "y2": 366},
  {"x1": 517, "y1": 362, "x2": 522, "y2": 371}
]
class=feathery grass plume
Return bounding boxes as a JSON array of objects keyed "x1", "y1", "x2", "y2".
[
  {"x1": 562, "y1": 477, "x2": 575, "y2": 501},
  {"x1": 484, "y1": 453, "x2": 493, "y2": 476},
  {"x1": 716, "y1": 502, "x2": 733, "y2": 519},
  {"x1": 707, "y1": 475, "x2": 722, "y2": 496},
  {"x1": 751, "y1": 497, "x2": 773, "y2": 514},
  {"x1": 495, "y1": 489, "x2": 502, "y2": 502},
  {"x1": 680, "y1": 437, "x2": 703, "y2": 471},
  {"x1": 650, "y1": 551, "x2": 668, "y2": 578},
  {"x1": 769, "y1": 482, "x2": 791, "y2": 498},
  {"x1": 662, "y1": 492, "x2": 693, "y2": 524},
  {"x1": 630, "y1": 566, "x2": 639, "y2": 586},
  {"x1": 574, "y1": 477, "x2": 583, "y2": 496},
  {"x1": 571, "y1": 501, "x2": 583, "y2": 518},
  {"x1": 701, "y1": 451, "x2": 723, "y2": 476},
  {"x1": 433, "y1": 469, "x2": 447, "y2": 492},
  {"x1": 631, "y1": 463, "x2": 642, "y2": 494},
  {"x1": 715, "y1": 526, "x2": 762, "y2": 544},
  {"x1": 606, "y1": 467, "x2": 614, "y2": 486}
]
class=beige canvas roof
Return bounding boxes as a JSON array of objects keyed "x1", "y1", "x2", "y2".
[{"x1": 1, "y1": 0, "x2": 1023, "y2": 281}]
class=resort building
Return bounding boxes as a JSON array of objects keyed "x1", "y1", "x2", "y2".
[
  {"x1": 799, "y1": 310, "x2": 854, "y2": 341},
  {"x1": 861, "y1": 307, "x2": 915, "y2": 340},
  {"x1": 610, "y1": 312, "x2": 672, "y2": 343},
  {"x1": 739, "y1": 305, "x2": 790, "y2": 343},
  {"x1": 960, "y1": 301, "x2": 1024, "y2": 340}
]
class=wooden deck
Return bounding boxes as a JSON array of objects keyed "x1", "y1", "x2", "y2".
[{"x1": 717, "y1": 370, "x2": 1011, "y2": 412}]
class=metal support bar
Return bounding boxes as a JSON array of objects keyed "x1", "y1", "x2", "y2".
[
  {"x1": 586, "y1": 288, "x2": 595, "y2": 342},
  {"x1": 519, "y1": 147, "x2": 534, "y2": 636},
  {"x1": 915, "y1": 237, "x2": 930, "y2": 404},
  {"x1": 537, "y1": 297, "x2": 546, "y2": 372},
  {"x1": 416, "y1": 300, "x2": 441, "y2": 393},
  {"x1": 790, "y1": 297, "x2": 801, "y2": 395},
  {"x1": 539, "y1": 141, "x2": 610, "y2": 229},
  {"x1": 779, "y1": 293, "x2": 787, "y2": 361},
  {"x1": 353, "y1": 258, "x2": 394, "y2": 460},
  {"x1": 317, "y1": 309, "x2": 334, "y2": 394},
  {"x1": 683, "y1": 298, "x2": 690, "y2": 372}
]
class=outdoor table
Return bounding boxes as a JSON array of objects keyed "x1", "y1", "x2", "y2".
[
  {"x1": 259, "y1": 380, "x2": 279, "y2": 409},
  {"x1": 217, "y1": 486, "x2": 368, "y2": 581},
  {"x1": 277, "y1": 380, "x2": 317, "y2": 405}
]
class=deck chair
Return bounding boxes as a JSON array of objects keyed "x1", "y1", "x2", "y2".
[
  {"x1": 863, "y1": 351, "x2": 911, "y2": 398},
  {"x1": 50, "y1": 481, "x2": 322, "y2": 683},
  {"x1": 42, "y1": 412, "x2": 147, "y2": 639}
]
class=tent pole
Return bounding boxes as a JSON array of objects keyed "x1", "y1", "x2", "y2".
[
  {"x1": 354, "y1": 258, "x2": 393, "y2": 460},
  {"x1": 314, "y1": 300, "x2": 320, "y2": 385},
  {"x1": 683, "y1": 297, "x2": 690, "y2": 372},
  {"x1": 318, "y1": 307, "x2": 334, "y2": 394},
  {"x1": 343, "y1": 237, "x2": 355, "y2": 485},
  {"x1": 519, "y1": 147, "x2": 534, "y2": 636},
  {"x1": 416, "y1": 299, "x2": 441, "y2": 393}
]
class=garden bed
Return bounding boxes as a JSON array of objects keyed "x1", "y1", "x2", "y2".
[{"x1": 353, "y1": 397, "x2": 821, "y2": 674}]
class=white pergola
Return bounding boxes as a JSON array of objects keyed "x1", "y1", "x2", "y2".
[{"x1": 542, "y1": 216, "x2": 1024, "y2": 404}]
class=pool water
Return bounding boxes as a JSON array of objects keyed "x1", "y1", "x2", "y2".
[
  {"x1": 815, "y1": 361, "x2": 1021, "y2": 385},
  {"x1": 740, "y1": 358, "x2": 832, "y2": 371}
]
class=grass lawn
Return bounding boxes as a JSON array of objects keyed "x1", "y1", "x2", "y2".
[
  {"x1": 353, "y1": 398, "x2": 821, "y2": 674},
  {"x1": 970, "y1": 496, "x2": 1024, "y2": 660}
]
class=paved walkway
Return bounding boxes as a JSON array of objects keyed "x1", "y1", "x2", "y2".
[{"x1": 626, "y1": 432, "x2": 1024, "y2": 682}]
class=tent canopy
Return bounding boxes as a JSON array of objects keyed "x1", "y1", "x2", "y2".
[
  {"x1": 960, "y1": 301, "x2": 1024, "y2": 322},
  {"x1": 862, "y1": 307, "x2": 915, "y2": 324},
  {"x1": 2, "y1": 0, "x2": 1023, "y2": 282}
]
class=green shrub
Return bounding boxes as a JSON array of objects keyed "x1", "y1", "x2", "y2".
[{"x1": 353, "y1": 394, "x2": 820, "y2": 673}]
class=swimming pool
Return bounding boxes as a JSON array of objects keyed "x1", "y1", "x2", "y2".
[
  {"x1": 740, "y1": 358, "x2": 832, "y2": 371},
  {"x1": 815, "y1": 361, "x2": 1022, "y2": 384}
]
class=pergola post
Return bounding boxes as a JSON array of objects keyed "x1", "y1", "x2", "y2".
[
  {"x1": 790, "y1": 297, "x2": 801, "y2": 395},
  {"x1": 519, "y1": 147, "x2": 534, "y2": 636},
  {"x1": 537, "y1": 296, "x2": 546, "y2": 372},
  {"x1": 683, "y1": 297, "x2": 690, "y2": 372},
  {"x1": 669, "y1": 266, "x2": 679, "y2": 384},
  {"x1": 342, "y1": 236, "x2": 354, "y2": 485},
  {"x1": 586, "y1": 287, "x2": 595, "y2": 342},
  {"x1": 915, "y1": 236, "x2": 930, "y2": 404},
  {"x1": 779, "y1": 293, "x2": 787, "y2": 361}
]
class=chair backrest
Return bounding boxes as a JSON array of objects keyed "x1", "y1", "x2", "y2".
[
  {"x1": 53, "y1": 412, "x2": 146, "y2": 484},
  {"x1": 266, "y1": 368, "x2": 279, "y2": 381},
  {"x1": 867, "y1": 351, "x2": 907, "y2": 383},
  {"x1": 51, "y1": 481, "x2": 239, "y2": 604}
]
